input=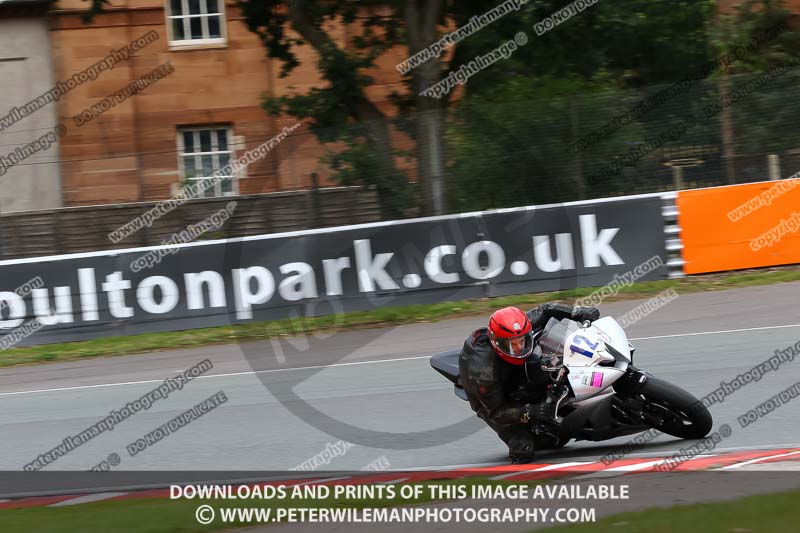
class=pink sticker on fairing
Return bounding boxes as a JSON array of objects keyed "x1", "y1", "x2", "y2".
[{"x1": 590, "y1": 371, "x2": 604, "y2": 388}]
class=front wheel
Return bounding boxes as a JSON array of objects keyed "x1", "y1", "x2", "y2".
[{"x1": 638, "y1": 376, "x2": 713, "y2": 439}]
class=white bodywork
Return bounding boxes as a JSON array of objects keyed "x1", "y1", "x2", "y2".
[{"x1": 560, "y1": 317, "x2": 632, "y2": 402}]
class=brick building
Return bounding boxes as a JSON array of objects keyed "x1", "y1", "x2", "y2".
[
  {"x1": 1, "y1": 0, "x2": 409, "y2": 209},
  {"x1": 717, "y1": 0, "x2": 800, "y2": 12},
  {"x1": 1, "y1": 1, "x2": 795, "y2": 212},
  {"x1": 0, "y1": 0, "x2": 62, "y2": 213}
]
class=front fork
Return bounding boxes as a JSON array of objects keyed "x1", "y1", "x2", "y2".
[
  {"x1": 532, "y1": 367, "x2": 571, "y2": 441},
  {"x1": 611, "y1": 367, "x2": 663, "y2": 426}
]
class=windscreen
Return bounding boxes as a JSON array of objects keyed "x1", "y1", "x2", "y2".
[{"x1": 536, "y1": 318, "x2": 582, "y2": 359}]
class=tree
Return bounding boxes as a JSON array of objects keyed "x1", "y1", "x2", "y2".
[
  {"x1": 445, "y1": 0, "x2": 717, "y2": 208},
  {"x1": 708, "y1": 0, "x2": 800, "y2": 181},
  {"x1": 229, "y1": 1, "x2": 447, "y2": 216},
  {"x1": 88, "y1": 0, "x2": 518, "y2": 216},
  {"x1": 89, "y1": 1, "x2": 794, "y2": 212}
]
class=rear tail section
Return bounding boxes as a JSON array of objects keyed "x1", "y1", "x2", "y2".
[
  {"x1": 430, "y1": 349, "x2": 468, "y2": 400},
  {"x1": 430, "y1": 349, "x2": 461, "y2": 383}
]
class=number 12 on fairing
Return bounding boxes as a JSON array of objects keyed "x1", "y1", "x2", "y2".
[{"x1": 570, "y1": 335, "x2": 599, "y2": 358}]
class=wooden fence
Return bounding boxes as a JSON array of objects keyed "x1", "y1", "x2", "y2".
[{"x1": 0, "y1": 186, "x2": 381, "y2": 260}]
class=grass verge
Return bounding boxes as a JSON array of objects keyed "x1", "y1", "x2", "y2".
[
  {"x1": 0, "y1": 478, "x2": 508, "y2": 533},
  {"x1": 1, "y1": 267, "x2": 798, "y2": 368},
  {"x1": 3, "y1": 483, "x2": 798, "y2": 533},
  {"x1": 538, "y1": 488, "x2": 800, "y2": 532}
]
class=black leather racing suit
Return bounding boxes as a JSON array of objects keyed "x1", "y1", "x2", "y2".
[{"x1": 458, "y1": 303, "x2": 600, "y2": 461}]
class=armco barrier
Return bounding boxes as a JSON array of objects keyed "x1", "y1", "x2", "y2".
[
  {"x1": 677, "y1": 179, "x2": 800, "y2": 274},
  {"x1": 0, "y1": 193, "x2": 670, "y2": 347}
]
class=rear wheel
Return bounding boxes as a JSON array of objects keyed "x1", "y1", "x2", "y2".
[{"x1": 639, "y1": 376, "x2": 713, "y2": 439}]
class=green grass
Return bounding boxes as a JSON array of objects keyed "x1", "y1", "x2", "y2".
[
  {"x1": 538, "y1": 488, "x2": 800, "y2": 532},
  {"x1": 3, "y1": 483, "x2": 799, "y2": 532},
  {"x1": 0, "y1": 478, "x2": 511, "y2": 533},
  {"x1": 1, "y1": 267, "x2": 798, "y2": 368}
]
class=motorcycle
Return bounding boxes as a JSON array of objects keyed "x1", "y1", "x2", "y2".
[{"x1": 430, "y1": 316, "x2": 713, "y2": 449}]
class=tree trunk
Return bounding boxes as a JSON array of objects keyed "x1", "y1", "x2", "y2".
[
  {"x1": 406, "y1": 0, "x2": 446, "y2": 216},
  {"x1": 288, "y1": 2, "x2": 405, "y2": 219},
  {"x1": 351, "y1": 100, "x2": 407, "y2": 219},
  {"x1": 719, "y1": 74, "x2": 737, "y2": 184}
]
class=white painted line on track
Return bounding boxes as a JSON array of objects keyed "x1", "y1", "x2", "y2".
[
  {"x1": 576, "y1": 455, "x2": 713, "y2": 479},
  {"x1": 575, "y1": 459, "x2": 669, "y2": 479},
  {"x1": 378, "y1": 477, "x2": 410, "y2": 484},
  {"x1": 719, "y1": 450, "x2": 800, "y2": 470},
  {"x1": 2, "y1": 323, "x2": 800, "y2": 397},
  {"x1": 628, "y1": 323, "x2": 800, "y2": 341},
  {"x1": 293, "y1": 476, "x2": 351, "y2": 486},
  {"x1": 418, "y1": 444, "x2": 800, "y2": 472},
  {"x1": 490, "y1": 461, "x2": 595, "y2": 480},
  {"x1": 403, "y1": 461, "x2": 508, "y2": 471},
  {"x1": 0, "y1": 356, "x2": 433, "y2": 397},
  {"x1": 49, "y1": 492, "x2": 127, "y2": 507}
]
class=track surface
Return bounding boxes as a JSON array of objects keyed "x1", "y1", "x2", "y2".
[{"x1": 1, "y1": 282, "x2": 799, "y2": 471}]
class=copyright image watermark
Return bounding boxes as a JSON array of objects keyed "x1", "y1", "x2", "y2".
[
  {"x1": 727, "y1": 173, "x2": 800, "y2": 222},
  {"x1": 600, "y1": 428, "x2": 660, "y2": 466},
  {"x1": 574, "y1": 255, "x2": 663, "y2": 307},
  {"x1": 748, "y1": 211, "x2": 800, "y2": 251},
  {"x1": 703, "y1": 339, "x2": 800, "y2": 407},
  {"x1": 290, "y1": 440, "x2": 354, "y2": 472},
  {"x1": 534, "y1": 0, "x2": 602, "y2": 37},
  {"x1": 126, "y1": 390, "x2": 229, "y2": 457},
  {"x1": 603, "y1": 338, "x2": 800, "y2": 465},
  {"x1": 570, "y1": 22, "x2": 787, "y2": 154},
  {"x1": 0, "y1": 31, "x2": 159, "y2": 133},
  {"x1": 129, "y1": 202, "x2": 237, "y2": 273},
  {"x1": 362, "y1": 455, "x2": 391, "y2": 471},
  {"x1": 397, "y1": 0, "x2": 529, "y2": 75},
  {"x1": 0, "y1": 125, "x2": 67, "y2": 177},
  {"x1": 108, "y1": 123, "x2": 301, "y2": 244},
  {"x1": 615, "y1": 287, "x2": 678, "y2": 329},
  {"x1": 654, "y1": 424, "x2": 732, "y2": 472},
  {"x1": 74, "y1": 62, "x2": 176, "y2": 127},
  {"x1": 233, "y1": 204, "x2": 601, "y2": 454},
  {"x1": 738, "y1": 380, "x2": 800, "y2": 428},
  {"x1": 0, "y1": 276, "x2": 44, "y2": 313},
  {"x1": 90, "y1": 390, "x2": 229, "y2": 469},
  {"x1": 420, "y1": 33, "x2": 528, "y2": 99},
  {"x1": 589, "y1": 56, "x2": 798, "y2": 183},
  {"x1": 0, "y1": 318, "x2": 45, "y2": 351},
  {"x1": 23, "y1": 359, "x2": 213, "y2": 471},
  {"x1": 88, "y1": 453, "x2": 121, "y2": 472}
]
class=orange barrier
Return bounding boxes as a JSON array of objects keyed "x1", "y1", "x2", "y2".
[{"x1": 677, "y1": 179, "x2": 800, "y2": 274}]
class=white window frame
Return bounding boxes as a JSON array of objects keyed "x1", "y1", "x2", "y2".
[
  {"x1": 165, "y1": 0, "x2": 227, "y2": 47},
  {"x1": 177, "y1": 126, "x2": 238, "y2": 198}
]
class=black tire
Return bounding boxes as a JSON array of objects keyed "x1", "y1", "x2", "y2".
[{"x1": 638, "y1": 376, "x2": 713, "y2": 439}]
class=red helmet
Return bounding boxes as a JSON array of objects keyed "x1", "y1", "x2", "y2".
[{"x1": 488, "y1": 306, "x2": 534, "y2": 365}]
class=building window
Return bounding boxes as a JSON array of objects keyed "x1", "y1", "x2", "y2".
[
  {"x1": 166, "y1": 0, "x2": 226, "y2": 46},
  {"x1": 178, "y1": 127, "x2": 236, "y2": 197}
]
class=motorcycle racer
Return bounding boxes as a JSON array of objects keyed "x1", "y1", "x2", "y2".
[{"x1": 459, "y1": 303, "x2": 600, "y2": 464}]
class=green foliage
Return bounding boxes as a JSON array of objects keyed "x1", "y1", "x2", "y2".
[
  {"x1": 322, "y1": 132, "x2": 414, "y2": 217},
  {"x1": 447, "y1": 0, "x2": 800, "y2": 203},
  {"x1": 237, "y1": 0, "x2": 412, "y2": 217},
  {"x1": 708, "y1": 0, "x2": 800, "y2": 159},
  {"x1": 446, "y1": 76, "x2": 645, "y2": 211},
  {"x1": 82, "y1": 0, "x2": 800, "y2": 212},
  {"x1": 710, "y1": 0, "x2": 800, "y2": 73}
]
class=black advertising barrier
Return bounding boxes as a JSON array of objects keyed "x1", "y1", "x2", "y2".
[{"x1": 0, "y1": 194, "x2": 667, "y2": 347}]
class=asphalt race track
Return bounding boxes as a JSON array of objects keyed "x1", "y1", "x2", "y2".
[{"x1": 1, "y1": 282, "x2": 799, "y2": 472}]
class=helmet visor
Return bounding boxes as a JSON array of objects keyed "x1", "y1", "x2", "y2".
[{"x1": 494, "y1": 333, "x2": 534, "y2": 359}]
